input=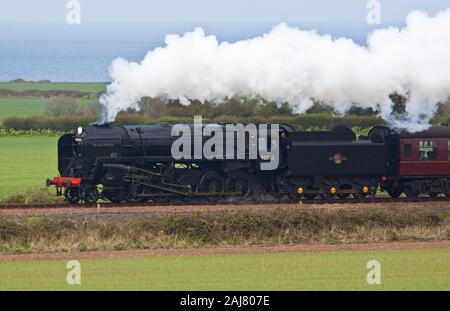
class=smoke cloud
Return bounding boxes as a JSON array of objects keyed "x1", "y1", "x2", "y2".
[{"x1": 100, "y1": 8, "x2": 450, "y2": 132}]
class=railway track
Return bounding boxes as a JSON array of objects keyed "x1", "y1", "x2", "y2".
[{"x1": 1, "y1": 196, "x2": 450, "y2": 210}]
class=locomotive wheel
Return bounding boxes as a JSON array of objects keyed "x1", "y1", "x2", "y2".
[
  {"x1": 150, "y1": 197, "x2": 171, "y2": 203},
  {"x1": 304, "y1": 194, "x2": 317, "y2": 200},
  {"x1": 225, "y1": 172, "x2": 251, "y2": 197},
  {"x1": 128, "y1": 186, "x2": 146, "y2": 203},
  {"x1": 198, "y1": 171, "x2": 224, "y2": 195},
  {"x1": 83, "y1": 187, "x2": 100, "y2": 204},
  {"x1": 404, "y1": 187, "x2": 419, "y2": 198},
  {"x1": 127, "y1": 196, "x2": 145, "y2": 204},
  {"x1": 353, "y1": 193, "x2": 367, "y2": 199},
  {"x1": 177, "y1": 173, "x2": 198, "y2": 194},
  {"x1": 387, "y1": 189, "x2": 402, "y2": 198},
  {"x1": 101, "y1": 190, "x2": 121, "y2": 203},
  {"x1": 322, "y1": 193, "x2": 337, "y2": 199},
  {"x1": 252, "y1": 178, "x2": 274, "y2": 197},
  {"x1": 64, "y1": 187, "x2": 81, "y2": 204},
  {"x1": 428, "y1": 192, "x2": 439, "y2": 198},
  {"x1": 338, "y1": 193, "x2": 350, "y2": 199}
]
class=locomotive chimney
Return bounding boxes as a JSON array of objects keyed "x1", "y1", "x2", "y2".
[{"x1": 89, "y1": 121, "x2": 110, "y2": 127}]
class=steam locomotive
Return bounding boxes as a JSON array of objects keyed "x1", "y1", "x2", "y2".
[{"x1": 47, "y1": 122, "x2": 450, "y2": 204}]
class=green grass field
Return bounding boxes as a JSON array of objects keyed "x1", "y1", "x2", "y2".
[
  {"x1": 0, "y1": 248, "x2": 448, "y2": 290},
  {"x1": 0, "y1": 82, "x2": 108, "y2": 93},
  {"x1": 0, "y1": 136, "x2": 57, "y2": 199},
  {"x1": 0, "y1": 82, "x2": 106, "y2": 121},
  {"x1": 0, "y1": 97, "x2": 45, "y2": 121}
]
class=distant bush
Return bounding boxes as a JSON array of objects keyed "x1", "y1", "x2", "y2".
[
  {"x1": 269, "y1": 114, "x2": 385, "y2": 130},
  {"x1": 155, "y1": 116, "x2": 205, "y2": 124},
  {"x1": 2, "y1": 113, "x2": 384, "y2": 132},
  {"x1": 137, "y1": 96, "x2": 293, "y2": 119},
  {"x1": 0, "y1": 188, "x2": 62, "y2": 204},
  {"x1": 113, "y1": 113, "x2": 153, "y2": 125},
  {"x1": 0, "y1": 89, "x2": 92, "y2": 98},
  {"x1": 0, "y1": 129, "x2": 64, "y2": 137},
  {"x1": 211, "y1": 114, "x2": 384, "y2": 129},
  {"x1": 7, "y1": 92, "x2": 445, "y2": 133},
  {"x1": 3, "y1": 115, "x2": 98, "y2": 131},
  {"x1": 44, "y1": 97, "x2": 77, "y2": 117},
  {"x1": 211, "y1": 114, "x2": 242, "y2": 124},
  {"x1": 44, "y1": 97, "x2": 103, "y2": 117}
]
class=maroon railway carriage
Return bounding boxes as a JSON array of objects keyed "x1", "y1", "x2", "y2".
[{"x1": 382, "y1": 125, "x2": 450, "y2": 198}]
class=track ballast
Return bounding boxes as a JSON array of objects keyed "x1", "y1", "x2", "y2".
[{"x1": 1, "y1": 196, "x2": 450, "y2": 210}]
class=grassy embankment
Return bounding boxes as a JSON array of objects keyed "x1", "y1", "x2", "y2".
[
  {"x1": 0, "y1": 248, "x2": 448, "y2": 290},
  {"x1": 0, "y1": 207, "x2": 448, "y2": 254}
]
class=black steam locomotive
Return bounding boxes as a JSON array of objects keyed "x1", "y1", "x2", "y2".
[
  {"x1": 47, "y1": 122, "x2": 400, "y2": 204},
  {"x1": 47, "y1": 122, "x2": 450, "y2": 204}
]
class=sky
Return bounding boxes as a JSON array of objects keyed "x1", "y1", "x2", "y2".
[
  {"x1": 1, "y1": 0, "x2": 449, "y2": 82},
  {"x1": 0, "y1": 0, "x2": 449, "y2": 24}
]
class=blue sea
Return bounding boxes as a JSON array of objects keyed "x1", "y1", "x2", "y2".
[{"x1": 0, "y1": 22, "x2": 397, "y2": 82}]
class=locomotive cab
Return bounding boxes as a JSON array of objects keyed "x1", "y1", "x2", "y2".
[
  {"x1": 57, "y1": 133, "x2": 79, "y2": 176},
  {"x1": 48, "y1": 124, "x2": 129, "y2": 203}
]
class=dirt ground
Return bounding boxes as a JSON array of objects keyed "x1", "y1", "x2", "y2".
[
  {"x1": 1, "y1": 200, "x2": 450, "y2": 219},
  {"x1": 0, "y1": 241, "x2": 449, "y2": 262}
]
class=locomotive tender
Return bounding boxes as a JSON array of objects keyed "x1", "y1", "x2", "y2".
[{"x1": 47, "y1": 122, "x2": 450, "y2": 204}]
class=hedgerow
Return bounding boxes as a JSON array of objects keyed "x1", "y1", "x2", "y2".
[
  {"x1": 2, "y1": 113, "x2": 384, "y2": 132},
  {"x1": 2, "y1": 115, "x2": 98, "y2": 131},
  {"x1": 0, "y1": 129, "x2": 65, "y2": 137}
]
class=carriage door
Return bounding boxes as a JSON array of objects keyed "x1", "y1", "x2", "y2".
[{"x1": 399, "y1": 139, "x2": 413, "y2": 175}]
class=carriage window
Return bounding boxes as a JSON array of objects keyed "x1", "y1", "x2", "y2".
[
  {"x1": 419, "y1": 140, "x2": 437, "y2": 160},
  {"x1": 403, "y1": 144, "x2": 412, "y2": 158}
]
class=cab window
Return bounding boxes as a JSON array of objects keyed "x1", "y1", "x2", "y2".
[{"x1": 419, "y1": 140, "x2": 437, "y2": 160}]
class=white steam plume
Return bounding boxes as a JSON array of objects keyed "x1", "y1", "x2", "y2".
[{"x1": 100, "y1": 8, "x2": 450, "y2": 132}]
